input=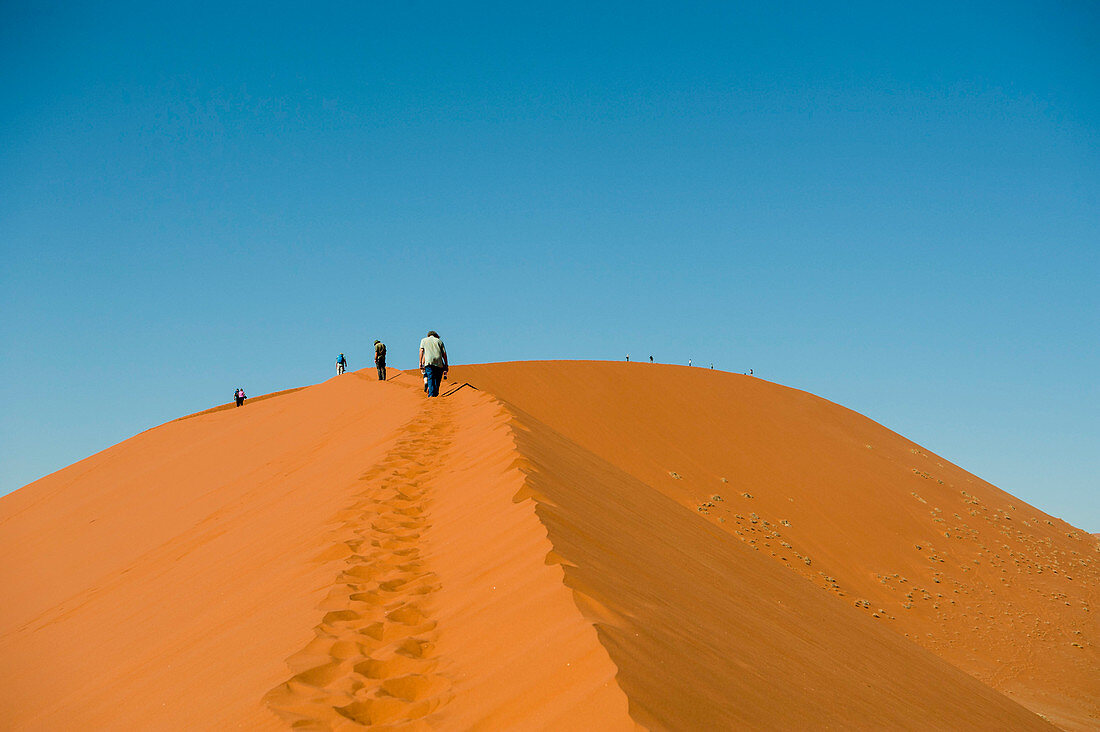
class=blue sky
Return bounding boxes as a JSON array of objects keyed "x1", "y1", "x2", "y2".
[{"x1": 2, "y1": 2, "x2": 1097, "y2": 530}]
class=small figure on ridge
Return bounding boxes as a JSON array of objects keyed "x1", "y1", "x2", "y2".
[
  {"x1": 234, "y1": 387, "x2": 246, "y2": 408},
  {"x1": 374, "y1": 340, "x2": 387, "y2": 381},
  {"x1": 336, "y1": 353, "x2": 348, "y2": 375}
]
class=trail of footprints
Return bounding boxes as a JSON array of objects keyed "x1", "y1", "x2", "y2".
[{"x1": 266, "y1": 407, "x2": 454, "y2": 729}]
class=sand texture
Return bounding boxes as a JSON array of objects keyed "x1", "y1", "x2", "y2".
[{"x1": 1, "y1": 361, "x2": 1095, "y2": 730}]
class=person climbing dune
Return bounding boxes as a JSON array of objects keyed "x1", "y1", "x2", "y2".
[
  {"x1": 336, "y1": 353, "x2": 348, "y2": 375},
  {"x1": 418, "y1": 331, "x2": 448, "y2": 398},
  {"x1": 374, "y1": 340, "x2": 387, "y2": 381}
]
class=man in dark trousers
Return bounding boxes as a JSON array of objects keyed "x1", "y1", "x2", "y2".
[
  {"x1": 374, "y1": 340, "x2": 387, "y2": 381},
  {"x1": 418, "y1": 331, "x2": 448, "y2": 397}
]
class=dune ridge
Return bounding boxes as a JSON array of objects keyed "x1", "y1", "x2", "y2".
[
  {"x1": 260, "y1": 374, "x2": 634, "y2": 729},
  {"x1": 1, "y1": 361, "x2": 1095, "y2": 729},
  {"x1": 262, "y1": 398, "x2": 458, "y2": 727}
]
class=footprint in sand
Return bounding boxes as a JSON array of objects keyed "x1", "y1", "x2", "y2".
[{"x1": 264, "y1": 407, "x2": 457, "y2": 729}]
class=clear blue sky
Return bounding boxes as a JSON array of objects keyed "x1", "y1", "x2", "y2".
[{"x1": 2, "y1": 2, "x2": 1097, "y2": 531}]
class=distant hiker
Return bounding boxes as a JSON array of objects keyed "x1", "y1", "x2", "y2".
[
  {"x1": 419, "y1": 330, "x2": 448, "y2": 398},
  {"x1": 688, "y1": 359, "x2": 692, "y2": 367},
  {"x1": 336, "y1": 353, "x2": 347, "y2": 375},
  {"x1": 626, "y1": 354, "x2": 630, "y2": 362},
  {"x1": 234, "y1": 387, "x2": 246, "y2": 407},
  {"x1": 374, "y1": 340, "x2": 387, "y2": 381},
  {"x1": 649, "y1": 355, "x2": 654, "y2": 363},
  {"x1": 749, "y1": 369, "x2": 753, "y2": 376}
]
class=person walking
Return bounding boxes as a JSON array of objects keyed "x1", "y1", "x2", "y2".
[
  {"x1": 336, "y1": 353, "x2": 348, "y2": 375},
  {"x1": 234, "y1": 387, "x2": 246, "y2": 407},
  {"x1": 374, "y1": 340, "x2": 387, "y2": 381},
  {"x1": 418, "y1": 331, "x2": 448, "y2": 398}
]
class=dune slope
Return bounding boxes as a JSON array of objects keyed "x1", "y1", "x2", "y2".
[
  {"x1": 502, "y1": 401, "x2": 1050, "y2": 729},
  {"x1": 453, "y1": 360, "x2": 1099, "y2": 729},
  {"x1": 1, "y1": 370, "x2": 424, "y2": 729},
  {"x1": 1, "y1": 361, "x2": 1091, "y2": 729}
]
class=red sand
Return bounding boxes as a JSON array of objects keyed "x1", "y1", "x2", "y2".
[{"x1": 1, "y1": 361, "x2": 1095, "y2": 729}]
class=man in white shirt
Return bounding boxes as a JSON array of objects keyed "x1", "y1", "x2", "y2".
[{"x1": 418, "y1": 331, "x2": 448, "y2": 397}]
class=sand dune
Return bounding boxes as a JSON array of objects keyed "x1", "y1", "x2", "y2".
[
  {"x1": 1, "y1": 361, "x2": 1094, "y2": 729},
  {"x1": 453, "y1": 361, "x2": 1098, "y2": 729}
]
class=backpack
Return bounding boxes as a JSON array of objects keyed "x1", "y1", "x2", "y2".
[{"x1": 377, "y1": 344, "x2": 386, "y2": 359}]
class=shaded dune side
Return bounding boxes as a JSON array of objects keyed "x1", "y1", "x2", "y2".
[
  {"x1": 496, "y1": 400, "x2": 1051, "y2": 730},
  {"x1": 455, "y1": 361, "x2": 1098, "y2": 729}
]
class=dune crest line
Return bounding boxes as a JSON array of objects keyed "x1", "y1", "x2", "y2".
[{"x1": 264, "y1": 401, "x2": 455, "y2": 729}]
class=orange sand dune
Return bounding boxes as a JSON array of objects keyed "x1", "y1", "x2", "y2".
[
  {"x1": 1, "y1": 361, "x2": 1093, "y2": 729},
  {"x1": 452, "y1": 361, "x2": 1099, "y2": 729}
]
